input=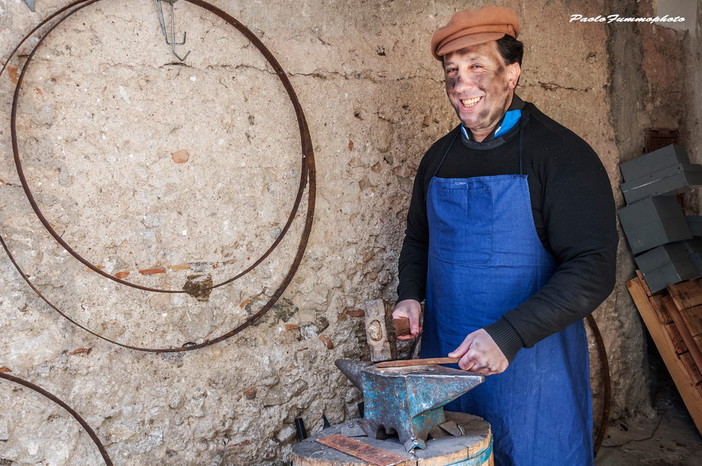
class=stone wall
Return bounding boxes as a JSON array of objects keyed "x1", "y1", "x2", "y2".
[
  {"x1": 0, "y1": 0, "x2": 695, "y2": 464},
  {"x1": 687, "y1": 1, "x2": 702, "y2": 164}
]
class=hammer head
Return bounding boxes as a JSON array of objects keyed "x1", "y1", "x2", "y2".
[{"x1": 335, "y1": 359, "x2": 484, "y2": 451}]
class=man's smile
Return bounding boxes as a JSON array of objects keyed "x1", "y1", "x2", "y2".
[{"x1": 460, "y1": 96, "x2": 482, "y2": 108}]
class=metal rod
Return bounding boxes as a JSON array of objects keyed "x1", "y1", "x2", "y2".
[
  {"x1": 1, "y1": 0, "x2": 316, "y2": 353},
  {"x1": 0, "y1": 372, "x2": 113, "y2": 465}
]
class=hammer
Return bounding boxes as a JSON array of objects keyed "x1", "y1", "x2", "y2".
[
  {"x1": 363, "y1": 301, "x2": 418, "y2": 361},
  {"x1": 384, "y1": 316, "x2": 460, "y2": 368},
  {"x1": 393, "y1": 316, "x2": 412, "y2": 338}
]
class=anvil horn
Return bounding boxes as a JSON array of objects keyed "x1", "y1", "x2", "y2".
[{"x1": 334, "y1": 359, "x2": 371, "y2": 391}]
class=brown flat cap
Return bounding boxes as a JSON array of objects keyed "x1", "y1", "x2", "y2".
[{"x1": 431, "y1": 5, "x2": 520, "y2": 60}]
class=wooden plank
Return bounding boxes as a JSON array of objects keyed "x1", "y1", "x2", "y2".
[
  {"x1": 667, "y1": 277, "x2": 702, "y2": 310},
  {"x1": 626, "y1": 277, "x2": 702, "y2": 435},
  {"x1": 636, "y1": 270, "x2": 654, "y2": 296},
  {"x1": 665, "y1": 296, "x2": 702, "y2": 373},
  {"x1": 680, "y1": 305, "x2": 702, "y2": 337},
  {"x1": 316, "y1": 435, "x2": 408, "y2": 466},
  {"x1": 663, "y1": 322, "x2": 688, "y2": 354},
  {"x1": 679, "y1": 352, "x2": 702, "y2": 384},
  {"x1": 650, "y1": 295, "x2": 674, "y2": 324}
]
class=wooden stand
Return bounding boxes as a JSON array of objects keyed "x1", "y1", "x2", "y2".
[
  {"x1": 626, "y1": 274, "x2": 702, "y2": 434},
  {"x1": 291, "y1": 411, "x2": 493, "y2": 466}
]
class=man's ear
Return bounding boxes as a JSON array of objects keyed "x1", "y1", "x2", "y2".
[{"x1": 507, "y1": 62, "x2": 521, "y2": 90}]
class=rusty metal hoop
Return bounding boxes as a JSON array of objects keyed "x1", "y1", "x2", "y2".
[
  {"x1": 0, "y1": 0, "x2": 316, "y2": 352},
  {"x1": 9, "y1": 0, "x2": 308, "y2": 295},
  {"x1": 587, "y1": 313, "x2": 611, "y2": 456},
  {"x1": 0, "y1": 371, "x2": 113, "y2": 465}
]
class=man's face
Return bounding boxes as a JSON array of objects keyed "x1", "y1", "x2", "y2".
[{"x1": 443, "y1": 41, "x2": 521, "y2": 142}]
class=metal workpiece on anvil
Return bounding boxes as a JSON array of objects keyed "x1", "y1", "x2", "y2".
[{"x1": 335, "y1": 359, "x2": 484, "y2": 452}]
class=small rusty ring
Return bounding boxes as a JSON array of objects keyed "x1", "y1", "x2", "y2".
[
  {"x1": 10, "y1": 0, "x2": 307, "y2": 294},
  {"x1": 0, "y1": 0, "x2": 316, "y2": 352},
  {"x1": 0, "y1": 371, "x2": 113, "y2": 465}
]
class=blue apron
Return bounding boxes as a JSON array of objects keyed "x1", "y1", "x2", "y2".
[{"x1": 421, "y1": 129, "x2": 593, "y2": 466}]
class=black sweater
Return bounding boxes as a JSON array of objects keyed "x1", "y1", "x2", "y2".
[{"x1": 397, "y1": 98, "x2": 618, "y2": 362}]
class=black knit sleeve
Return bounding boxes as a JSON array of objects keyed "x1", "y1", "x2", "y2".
[
  {"x1": 397, "y1": 129, "x2": 460, "y2": 303},
  {"x1": 397, "y1": 156, "x2": 430, "y2": 302},
  {"x1": 501, "y1": 146, "x2": 618, "y2": 348}
]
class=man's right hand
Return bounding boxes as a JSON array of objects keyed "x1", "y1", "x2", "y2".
[{"x1": 392, "y1": 299, "x2": 422, "y2": 341}]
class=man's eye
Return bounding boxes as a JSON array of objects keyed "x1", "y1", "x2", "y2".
[
  {"x1": 446, "y1": 67, "x2": 458, "y2": 73},
  {"x1": 471, "y1": 64, "x2": 483, "y2": 70}
]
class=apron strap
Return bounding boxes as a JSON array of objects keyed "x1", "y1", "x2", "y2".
[{"x1": 431, "y1": 130, "x2": 459, "y2": 178}]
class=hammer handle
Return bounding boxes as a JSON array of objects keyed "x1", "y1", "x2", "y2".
[
  {"x1": 375, "y1": 357, "x2": 460, "y2": 368},
  {"x1": 393, "y1": 317, "x2": 411, "y2": 337}
]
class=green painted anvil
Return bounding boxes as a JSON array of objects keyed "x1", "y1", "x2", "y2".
[{"x1": 335, "y1": 359, "x2": 484, "y2": 451}]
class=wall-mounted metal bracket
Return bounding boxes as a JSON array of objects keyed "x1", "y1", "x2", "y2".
[{"x1": 156, "y1": 0, "x2": 191, "y2": 61}]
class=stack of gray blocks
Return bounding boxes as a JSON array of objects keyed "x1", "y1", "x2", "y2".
[{"x1": 618, "y1": 145, "x2": 702, "y2": 292}]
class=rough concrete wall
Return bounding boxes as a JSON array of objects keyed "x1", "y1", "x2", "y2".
[
  {"x1": 0, "y1": 0, "x2": 689, "y2": 464},
  {"x1": 606, "y1": 0, "x2": 700, "y2": 419},
  {"x1": 687, "y1": 1, "x2": 702, "y2": 165},
  {"x1": 673, "y1": 0, "x2": 702, "y2": 215},
  {"x1": 603, "y1": 0, "x2": 658, "y2": 420}
]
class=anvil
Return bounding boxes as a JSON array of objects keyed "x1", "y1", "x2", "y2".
[{"x1": 335, "y1": 359, "x2": 484, "y2": 451}]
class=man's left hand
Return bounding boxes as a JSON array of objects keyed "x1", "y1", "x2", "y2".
[{"x1": 448, "y1": 329, "x2": 509, "y2": 376}]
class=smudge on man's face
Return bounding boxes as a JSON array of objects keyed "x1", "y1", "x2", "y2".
[{"x1": 443, "y1": 41, "x2": 520, "y2": 141}]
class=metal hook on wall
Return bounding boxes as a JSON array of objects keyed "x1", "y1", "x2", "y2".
[{"x1": 156, "y1": 0, "x2": 191, "y2": 61}]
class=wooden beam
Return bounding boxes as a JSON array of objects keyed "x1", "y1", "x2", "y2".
[
  {"x1": 668, "y1": 277, "x2": 702, "y2": 310},
  {"x1": 665, "y1": 296, "x2": 702, "y2": 372},
  {"x1": 680, "y1": 305, "x2": 702, "y2": 337},
  {"x1": 636, "y1": 270, "x2": 654, "y2": 297},
  {"x1": 626, "y1": 277, "x2": 702, "y2": 435},
  {"x1": 650, "y1": 295, "x2": 674, "y2": 324}
]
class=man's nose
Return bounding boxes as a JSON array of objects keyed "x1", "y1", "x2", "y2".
[{"x1": 453, "y1": 71, "x2": 476, "y2": 91}]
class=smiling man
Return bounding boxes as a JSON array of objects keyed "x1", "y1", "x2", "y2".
[{"x1": 392, "y1": 5, "x2": 617, "y2": 465}]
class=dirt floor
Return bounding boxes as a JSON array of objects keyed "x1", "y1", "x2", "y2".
[{"x1": 595, "y1": 378, "x2": 702, "y2": 466}]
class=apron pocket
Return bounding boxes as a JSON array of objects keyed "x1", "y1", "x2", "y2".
[{"x1": 430, "y1": 183, "x2": 493, "y2": 264}]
